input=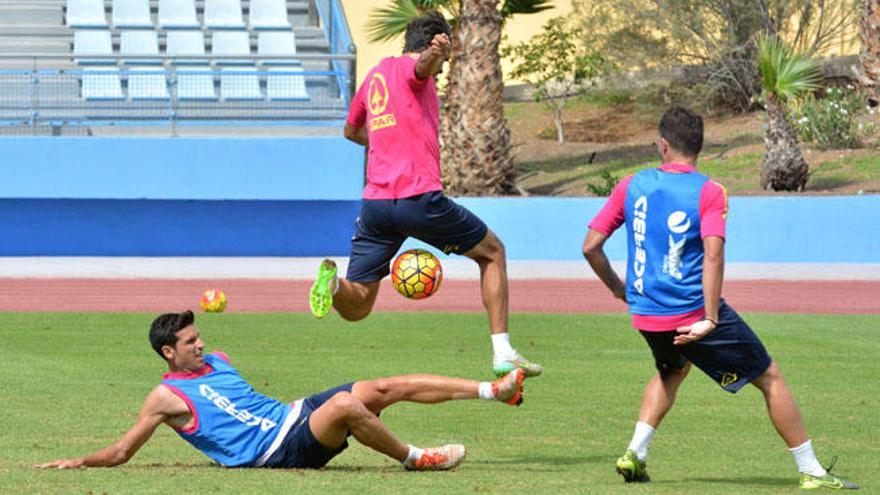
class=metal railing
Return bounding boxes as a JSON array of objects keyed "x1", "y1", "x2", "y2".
[
  {"x1": 314, "y1": 0, "x2": 355, "y2": 102},
  {"x1": 0, "y1": 53, "x2": 356, "y2": 133}
]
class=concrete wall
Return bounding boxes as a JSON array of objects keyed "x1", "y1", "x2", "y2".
[{"x1": 0, "y1": 137, "x2": 876, "y2": 261}]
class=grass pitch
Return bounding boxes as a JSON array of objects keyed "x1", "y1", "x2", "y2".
[{"x1": 1, "y1": 312, "x2": 877, "y2": 494}]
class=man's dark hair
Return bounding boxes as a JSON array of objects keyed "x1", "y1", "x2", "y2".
[
  {"x1": 659, "y1": 107, "x2": 704, "y2": 157},
  {"x1": 149, "y1": 311, "x2": 194, "y2": 358},
  {"x1": 403, "y1": 11, "x2": 451, "y2": 53}
]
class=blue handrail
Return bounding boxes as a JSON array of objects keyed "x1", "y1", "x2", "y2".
[{"x1": 314, "y1": 0, "x2": 356, "y2": 103}]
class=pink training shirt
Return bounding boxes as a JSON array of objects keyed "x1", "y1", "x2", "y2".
[
  {"x1": 347, "y1": 55, "x2": 444, "y2": 200},
  {"x1": 589, "y1": 163, "x2": 729, "y2": 331}
]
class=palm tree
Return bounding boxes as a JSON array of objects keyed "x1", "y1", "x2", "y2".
[
  {"x1": 757, "y1": 36, "x2": 822, "y2": 191},
  {"x1": 367, "y1": 0, "x2": 553, "y2": 195},
  {"x1": 859, "y1": 0, "x2": 880, "y2": 102}
]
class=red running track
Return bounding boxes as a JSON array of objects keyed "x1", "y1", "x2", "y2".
[{"x1": 0, "y1": 279, "x2": 877, "y2": 314}]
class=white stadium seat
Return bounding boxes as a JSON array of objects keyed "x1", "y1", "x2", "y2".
[
  {"x1": 158, "y1": 0, "x2": 200, "y2": 29},
  {"x1": 81, "y1": 67, "x2": 124, "y2": 100},
  {"x1": 249, "y1": 0, "x2": 291, "y2": 30},
  {"x1": 67, "y1": 0, "x2": 108, "y2": 28},
  {"x1": 166, "y1": 30, "x2": 208, "y2": 65},
  {"x1": 112, "y1": 0, "x2": 153, "y2": 29},
  {"x1": 204, "y1": 0, "x2": 245, "y2": 29},
  {"x1": 267, "y1": 65, "x2": 308, "y2": 101},
  {"x1": 212, "y1": 31, "x2": 251, "y2": 65},
  {"x1": 221, "y1": 67, "x2": 262, "y2": 100},
  {"x1": 74, "y1": 30, "x2": 115, "y2": 65},
  {"x1": 121, "y1": 31, "x2": 160, "y2": 65},
  {"x1": 176, "y1": 67, "x2": 217, "y2": 100},
  {"x1": 128, "y1": 68, "x2": 170, "y2": 100},
  {"x1": 257, "y1": 31, "x2": 297, "y2": 65}
]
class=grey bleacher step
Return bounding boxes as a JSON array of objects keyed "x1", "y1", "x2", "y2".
[{"x1": 0, "y1": 5, "x2": 63, "y2": 25}]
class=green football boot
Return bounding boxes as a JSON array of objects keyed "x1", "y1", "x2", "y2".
[
  {"x1": 493, "y1": 352, "x2": 543, "y2": 378},
  {"x1": 800, "y1": 472, "x2": 859, "y2": 490},
  {"x1": 309, "y1": 259, "x2": 337, "y2": 319},
  {"x1": 616, "y1": 449, "x2": 650, "y2": 483}
]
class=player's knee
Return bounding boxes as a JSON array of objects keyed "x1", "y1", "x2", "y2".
[
  {"x1": 759, "y1": 360, "x2": 783, "y2": 383},
  {"x1": 328, "y1": 392, "x2": 357, "y2": 415},
  {"x1": 472, "y1": 231, "x2": 506, "y2": 264}
]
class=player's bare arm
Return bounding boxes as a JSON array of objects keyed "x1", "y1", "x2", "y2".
[
  {"x1": 414, "y1": 33, "x2": 450, "y2": 79},
  {"x1": 674, "y1": 236, "x2": 725, "y2": 345},
  {"x1": 583, "y1": 228, "x2": 627, "y2": 302},
  {"x1": 343, "y1": 123, "x2": 369, "y2": 147},
  {"x1": 34, "y1": 385, "x2": 186, "y2": 469}
]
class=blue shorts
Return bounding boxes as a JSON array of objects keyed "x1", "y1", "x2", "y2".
[
  {"x1": 638, "y1": 301, "x2": 772, "y2": 393},
  {"x1": 346, "y1": 191, "x2": 489, "y2": 282},
  {"x1": 261, "y1": 382, "x2": 354, "y2": 469}
]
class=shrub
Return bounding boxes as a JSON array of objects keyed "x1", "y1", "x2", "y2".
[
  {"x1": 790, "y1": 86, "x2": 877, "y2": 149},
  {"x1": 587, "y1": 170, "x2": 619, "y2": 196}
]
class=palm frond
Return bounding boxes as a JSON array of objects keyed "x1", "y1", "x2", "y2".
[
  {"x1": 758, "y1": 35, "x2": 822, "y2": 101},
  {"x1": 500, "y1": 0, "x2": 554, "y2": 19},
  {"x1": 366, "y1": 0, "x2": 420, "y2": 43},
  {"x1": 366, "y1": 0, "x2": 456, "y2": 43}
]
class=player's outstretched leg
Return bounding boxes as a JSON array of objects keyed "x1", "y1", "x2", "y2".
[
  {"x1": 309, "y1": 259, "x2": 338, "y2": 318},
  {"x1": 463, "y1": 230, "x2": 543, "y2": 377},
  {"x1": 751, "y1": 362, "x2": 858, "y2": 490}
]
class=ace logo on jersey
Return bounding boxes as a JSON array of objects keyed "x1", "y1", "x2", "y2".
[{"x1": 368, "y1": 72, "x2": 397, "y2": 131}]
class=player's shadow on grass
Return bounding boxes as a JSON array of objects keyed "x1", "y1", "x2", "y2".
[{"x1": 652, "y1": 476, "x2": 792, "y2": 487}]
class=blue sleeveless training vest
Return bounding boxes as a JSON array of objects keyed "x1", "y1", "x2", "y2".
[
  {"x1": 624, "y1": 168, "x2": 709, "y2": 316},
  {"x1": 161, "y1": 354, "x2": 291, "y2": 467}
]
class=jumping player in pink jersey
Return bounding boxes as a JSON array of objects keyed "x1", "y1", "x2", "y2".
[
  {"x1": 309, "y1": 11, "x2": 542, "y2": 378},
  {"x1": 582, "y1": 108, "x2": 857, "y2": 490},
  {"x1": 35, "y1": 311, "x2": 526, "y2": 471}
]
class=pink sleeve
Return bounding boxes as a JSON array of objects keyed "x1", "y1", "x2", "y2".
[
  {"x1": 212, "y1": 351, "x2": 231, "y2": 365},
  {"x1": 699, "y1": 180, "x2": 728, "y2": 239},
  {"x1": 345, "y1": 79, "x2": 367, "y2": 128},
  {"x1": 400, "y1": 55, "x2": 429, "y2": 90},
  {"x1": 588, "y1": 175, "x2": 633, "y2": 236}
]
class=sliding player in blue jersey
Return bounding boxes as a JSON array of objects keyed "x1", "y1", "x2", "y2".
[
  {"x1": 583, "y1": 108, "x2": 857, "y2": 490},
  {"x1": 36, "y1": 311, "x2": 525, "y2": 472}
]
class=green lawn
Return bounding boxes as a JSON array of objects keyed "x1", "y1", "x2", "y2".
[{"x1": 2, "y1": 312, "x2": 877, "y2": 494}]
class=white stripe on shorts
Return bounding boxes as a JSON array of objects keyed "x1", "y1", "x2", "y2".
[{"x1": 252, "y1": 398, "x2": 304, "y2": 467}]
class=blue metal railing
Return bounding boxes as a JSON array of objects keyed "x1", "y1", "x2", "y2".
[
  {"x1": 314, "y1": 0, "x2": 356, "y2": 103},
  {"x1": 0, "y1": 54, "x2": 356, "y2": 131}
]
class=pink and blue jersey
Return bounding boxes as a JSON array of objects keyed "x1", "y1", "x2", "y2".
[
  {"x1": 346, "y1": 55, "x2": 444, "y2": 200},
  {"x1": 589, "y1": 163, "x2": 728, "y2": 331},
  {"x1": 161, "y1": 353, "x2": 293, "y2": 467}
]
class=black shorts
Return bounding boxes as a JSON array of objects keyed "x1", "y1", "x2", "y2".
[
  {"x1": 346, "y1": 191, "x2": 489, "y2": 283},
  {"x1": 639, "y1": 301, "x2": 772, "y2": 393},
  {"x1": 261, "y1": 382, "x2": 354, "y2": 469}
]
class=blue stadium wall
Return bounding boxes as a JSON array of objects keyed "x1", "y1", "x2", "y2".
[{"x1": 1, "y1": 137, "x2": 878, "y2": 262}]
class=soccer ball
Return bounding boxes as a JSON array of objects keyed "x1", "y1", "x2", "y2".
[
  {"x1": 390, "y1": 249, "x2": 443, "y2": 300},
  {"x1": 200, "y1": 289, "x2": 227, "y2": 313}
]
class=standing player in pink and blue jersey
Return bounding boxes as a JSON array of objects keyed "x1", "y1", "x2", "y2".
[
  {"x1": 35, "y1": 311, "x2": 526, "y2": 471},
  {"x1": 309, "y1": 11, "x2": 542, "y2": 378},
  {"x1": 582, "y1": 108, "x2": 857, "y2": 490}
]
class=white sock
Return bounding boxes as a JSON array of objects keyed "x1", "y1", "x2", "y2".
[
  {"x1": 403, "y1": 445, "x2": 424, "y2": 467},
  {"x1": 329, "y1": 276, "x2": 339, "y2": 296},
  {"x1": 478, "y1": 382, "x2": 494, "y2": 401},
  {"x1": 627, "y1": 422, "x2": 656, "y2": 461},
  {"x1": 491, "y1": 333, "x2": 516, "y2": 361},
  {"x1": 789, "y1": 440, "x2": 826, "y2": 476}
]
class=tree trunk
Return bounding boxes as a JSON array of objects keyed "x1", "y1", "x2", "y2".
[
  {"x1": 761, "y1": 94, "x2": 809, "y2": 191},
  {"x1": 441, "y1": 0, "x2": 518, "y2": 196},
  {"x1": 553, "y1": 104, "x2": 565, "y2": 143},
  {"x1": 860, "y1": 0, "x2": 880, "y2": 102}
]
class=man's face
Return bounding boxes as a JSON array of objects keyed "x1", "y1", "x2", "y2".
[{"x1": 164, "y1": 325, "x2": 205, "y2": 371}]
